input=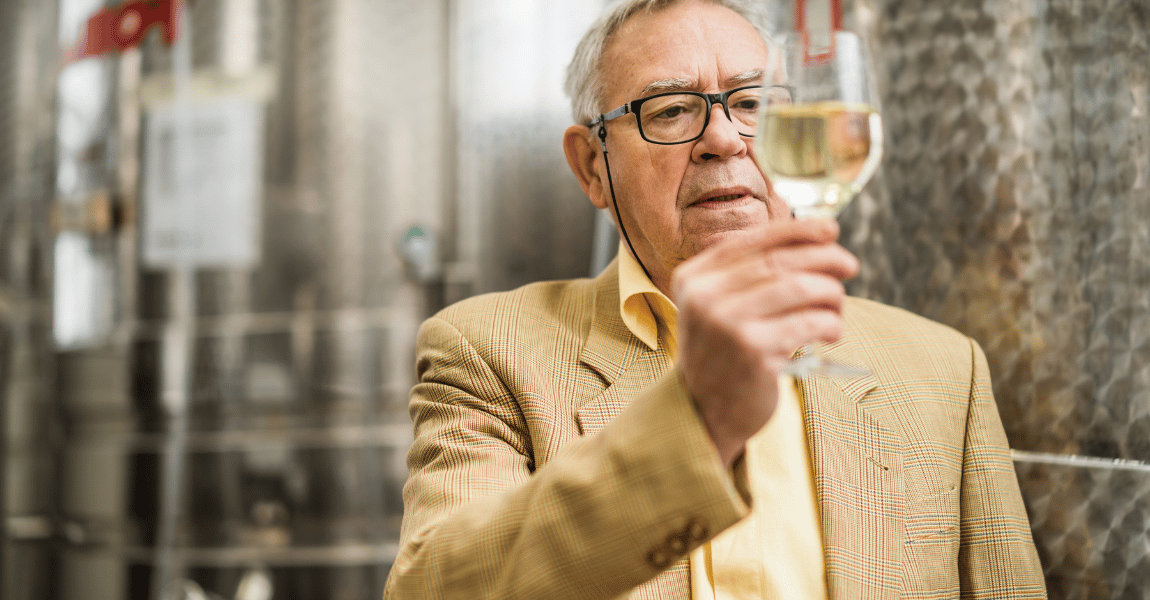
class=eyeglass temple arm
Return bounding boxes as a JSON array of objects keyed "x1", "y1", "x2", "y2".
[{"x1": 590, "y1": 105, "x2": 630, "y2": 151}]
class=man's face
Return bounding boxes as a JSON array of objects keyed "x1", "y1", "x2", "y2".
[{"x1": 585, "y1": 0, "x2": 787, "y2": 292}]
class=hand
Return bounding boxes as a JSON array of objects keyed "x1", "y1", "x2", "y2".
[{"x1": 671, "y1": 219, "x2": 859, "y2": 467}]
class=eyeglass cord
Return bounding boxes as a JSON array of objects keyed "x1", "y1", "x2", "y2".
[{"x1": 598, "y1": 123, "x2": 655, "y2": 283}]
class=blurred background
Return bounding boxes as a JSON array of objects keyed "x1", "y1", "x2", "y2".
[{"x1": 0, "y1": 0, "x2": 1147, "y2": 599}]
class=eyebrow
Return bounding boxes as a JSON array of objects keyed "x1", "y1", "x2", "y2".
[
  {"x1": 640, "y1": 77, "x2": 695, "y2": 95},
  {"x1": 727, "y1": 68, "x2": 764, "y2": 86},
  {"x1": 638, "y1": 69, "x2": 764, "y2": 96}
]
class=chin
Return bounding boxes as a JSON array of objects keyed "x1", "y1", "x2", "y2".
[
  {"x1": 684, "y1": 227, "x2": 760, "y2": 257},
  {"x1": 678, "y1": 202, "x2": 773, "y2": 253}
]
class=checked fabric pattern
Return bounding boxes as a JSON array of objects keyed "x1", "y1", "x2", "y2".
[{"x1": 385, "y1": 260, "x2": 1046, "y2": 599}]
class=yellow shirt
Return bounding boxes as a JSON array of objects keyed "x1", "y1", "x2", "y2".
[{"x1": 616, "y1": 245, "x2": 828, "y2": 600}]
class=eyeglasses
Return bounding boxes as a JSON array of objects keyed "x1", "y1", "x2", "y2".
[{"x1": 589, "y1": 84, "x2": 766, "y2": 145}]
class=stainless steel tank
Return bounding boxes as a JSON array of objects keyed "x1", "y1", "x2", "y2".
[
  {"x1": 2, "y1": 0, "x2": 64, "y2": 597},
  {"x1": 43, "y1": 0, "x2": 610, "y2": 597},
  {"x1": 842, "y1": 0, "x2": 1150, "y2": 596},
  {"x1": 449, "y1": 0, "x2": 605, "y2": 296},
  {"x1": 47, "y1": 0, "x2": 445, "y2": 598}
]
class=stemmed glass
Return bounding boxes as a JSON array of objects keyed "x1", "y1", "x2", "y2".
[{"x1": 754, "y1": 30, "x2": 884, "y2": 376}]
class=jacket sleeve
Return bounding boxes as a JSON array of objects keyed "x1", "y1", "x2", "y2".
[
  {"x1": 384, "y1": 315, "x2": 751, "y2": 600},
  {"x1": 958, "y1": 339, "x2": 1047, "y2": 598}
]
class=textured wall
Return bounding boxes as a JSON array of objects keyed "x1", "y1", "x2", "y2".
[{"x1": 840, "y1": 0, "x2": 1150, "y2": 596}]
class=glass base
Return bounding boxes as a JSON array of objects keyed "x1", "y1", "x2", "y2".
[{"x1": 782, "y1": 349, "x2": 871, "y2": 378}]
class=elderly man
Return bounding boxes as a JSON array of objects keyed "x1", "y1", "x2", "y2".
[{"x1": 385, "y1": 0, "x2": 1046, "y2": 598}]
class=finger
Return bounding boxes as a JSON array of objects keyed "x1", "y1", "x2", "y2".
[
  {"x1": 700, "y1": 218, "x2": 842, "y2": 267},
  {"x1": 761, "y1": 244, "x2": 860, "y2": 279},
  {"x1": 742, "y1": 308, "x2": 846, "y2": 365},
  {"x1": 676, "y1": 245, "x2": 856, "y2": 314},
  {"x1": 713, "y1": 244, "x2": 860, "y2": 290},
  {"x1": 674, "y1": 221, "x2": 854, "y2": 288},
  {"x1": 711, "y1": 272, "x2": 847, "y2": 322}
]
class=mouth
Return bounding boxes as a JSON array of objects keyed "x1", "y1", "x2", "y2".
[{"x1": 689, "y1": 188, "x2": 756, "y2": 208}]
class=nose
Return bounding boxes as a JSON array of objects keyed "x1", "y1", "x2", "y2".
[{"x1": 692, "y1": 101, "x2": 748, "y2": 162}]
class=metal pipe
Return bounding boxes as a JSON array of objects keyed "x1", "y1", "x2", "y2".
[
  {"x1": 151, "y1": 269, "x2": 195, "y2": 600},
  {"x1": 150, "y1": 8, "x2": 197, "y2": 598}
]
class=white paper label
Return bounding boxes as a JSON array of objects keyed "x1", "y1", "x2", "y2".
[{"x1": 142, "y1": 97, "x2": 263, "y2": 267}]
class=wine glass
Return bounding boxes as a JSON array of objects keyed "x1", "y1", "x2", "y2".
[{"x1": 754, "y1": 30, "x2": 884, "y2": 376}]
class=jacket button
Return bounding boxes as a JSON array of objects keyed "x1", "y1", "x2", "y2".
[
  {"x1": 646, "y1": 548, "x2": 671, "y2": 569},
  {"x1": 687, "y1": 518, "x2": 709, "y2": 541},
  {"x1": 667, "y1": 533, "x2": 688, "y2": 553}
]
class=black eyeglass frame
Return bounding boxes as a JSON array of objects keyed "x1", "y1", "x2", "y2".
[{"x1": 588, "y1": 84, "x2": 764, "y2": 145}]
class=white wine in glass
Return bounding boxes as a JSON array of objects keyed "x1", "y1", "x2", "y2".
[
  {"x1": 754, "y1": 30, "x2": 883, "y2": 376},
  {"x1": 757, "y1": 101, "x2": 883, "y2": 219}
]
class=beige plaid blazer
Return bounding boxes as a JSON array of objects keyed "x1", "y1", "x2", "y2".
[{"x1": 385, "y1": 261, "x2": 1046, "y2": 600}]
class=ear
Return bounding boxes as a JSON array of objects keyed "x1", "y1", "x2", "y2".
[{"x1": 563, "y1": 125, "x2": 610, "y2": 210}]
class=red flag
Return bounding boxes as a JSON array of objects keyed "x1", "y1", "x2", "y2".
[{"x1": 73, "y1": 0, "x2": 182, "y2": 61}]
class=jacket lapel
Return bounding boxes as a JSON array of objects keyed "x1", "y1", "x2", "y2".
[
  {"x1": 576, "y1": 349, "x2": 672, "y2": 436},
  {"x1": 800, "y1": 334, "x2": 905, "y2": 598},
  {"x1": 570, "y1": 261, "x2": 689, "y2": 599},
  {"x1": 574, "y1": 261, "x2": 672, "y2": 436},
  {"x1": 572, "y1": 264, "x2": 905, "y2": 595}
]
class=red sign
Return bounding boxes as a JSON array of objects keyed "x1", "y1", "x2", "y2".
[
  {"x1": 795, "y1": 0, "x2": 842, "y2": 64},
  {"x1": 794, "y1": 0, "x2": 843, "y2": 33},
  {"x1": 73, "y1": 0, "x2": 182, "y2": 61}
]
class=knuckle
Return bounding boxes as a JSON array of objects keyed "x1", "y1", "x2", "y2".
[
  {"x1": 676, "y1": 277, "x2": 703, "y2": 306},
  {"x1": 683, "y1": 284, "x2": 716, "y2": 315},
  {"x1": 770, "y1": 331, "x2": 797, "y2": 356},
  {"x1": 811, "y1": 311, "x2": 843, "y2": 339},
  {"x1": 804, "y1": 275, "x2": 845, "y2": 304},
  {"x1": 787, "y1": 274, "x2": 816, "y2": 299},
  {"x1": 760, "y1": 252, "x2": 782, "y2": 275},
  {"x1": 734, "y1": 325, "x2": 763, "y2": 353},
  {"x1": 670, "y1": 270, "x2": 691, "y2": 299},
  {"x1": 823, "y1": 279, "x2": 847, "y2": 304}
]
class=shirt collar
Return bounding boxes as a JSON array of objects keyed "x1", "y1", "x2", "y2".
[{"x1": 617, "y1": 242, "x2": 679, "y2": 357}]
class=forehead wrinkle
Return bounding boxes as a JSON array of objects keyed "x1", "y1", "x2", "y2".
[{"x1": 639, "y1": 67, "x2": 763, "y2": 98}]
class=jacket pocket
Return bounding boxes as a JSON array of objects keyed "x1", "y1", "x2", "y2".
[
  {"x1": 901, "y1": 485, "x2": 960, "y2": 596},
  {"x1": 904, "y1": 484, "x2": 960, "y2": 541}
]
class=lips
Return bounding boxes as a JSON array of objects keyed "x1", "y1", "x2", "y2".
[{"x1": 690, "y1": 187, "x2": 754, "y2": 207}]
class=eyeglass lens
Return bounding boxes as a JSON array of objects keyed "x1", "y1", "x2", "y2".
[{"x1": 638, "y1": 89, "x2": 762, "y2": 143}]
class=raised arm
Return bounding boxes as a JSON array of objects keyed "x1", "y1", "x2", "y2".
[{"x1": 385, "y1": 316, "x2": 750, "y2": 600}]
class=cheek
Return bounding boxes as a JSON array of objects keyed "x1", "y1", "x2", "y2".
[
  {"x1": 610, "y1": 143, "x2": 691, "y2": 236},
  {"x1": 634, "y1": 148, "x2": 688, "y2": 201},
  {"x1": 628, "y1": 164, "x2": 684, "y2": 226}
]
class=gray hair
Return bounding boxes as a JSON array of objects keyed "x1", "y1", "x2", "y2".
[{"x1": 564, "y1": 0, "x2": 773, "y2": 126}]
